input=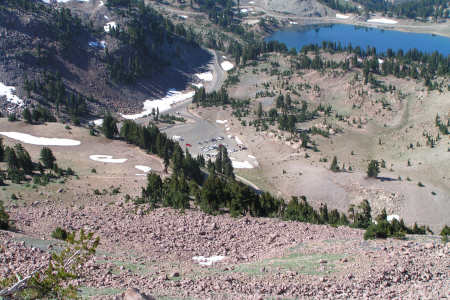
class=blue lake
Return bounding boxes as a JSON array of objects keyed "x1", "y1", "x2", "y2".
[{"x1": 264, "y1": 24, "x2": 450, "y2": 55}]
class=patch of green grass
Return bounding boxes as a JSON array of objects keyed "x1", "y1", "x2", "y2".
[
  {"x1": 231, "y1": 252, "x2": 346, "y2": 276},
  {"x1": 95, "y1": 259, "x2": 149, "y2": 275}
]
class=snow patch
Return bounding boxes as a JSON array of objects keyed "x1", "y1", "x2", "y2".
[
  {"x1": 179, "y1": 15, "x2": 188, "y2": 19},
  {"x1": 226, "y1": 128, "x2": 230, "y2": 131},
  {"x1": 192, "y1": 255, "x2": 225, "y2": 266},
  {"x1": 193, "y1": 83, "x2": 203, "y2": 88},
  {"x1": 0, "y1": 132, "x2": 81, "y2": 146},
  {"x1": 99, "y1": 0, "x2": 104, "y2": 6},
  {"x1": 0, "y1": 82, "x2": 24, "y2": 106},
  {"x1": 232, "y1": 161, "x2": 254, "y2": 169},
  {"x1": 216, "y1": 120, "x2": 227, "y2": 124},
  {"x1": 367, "y1": 18, "x2": 398, "y2": 24},
  {"x1": 235, "y1": 136, "x2": 243, "y2": 145},
  {"x1": 247, "y1": 155, "x2": 256, "y2": 159},
  {"x1": 196, "y1": 72, "x2": 213, "y2": 81},
  {"x1": 89, "y1": 155, "x2": 127, "y2": 163},
  {"x1": 289, "y1": 22, "x2": 298, "y2": 25},
  {"x1": 221, "y1": 61, "x2": 234, "y2": 71},
  {"x1": 387, "y1": 214, "x2": 400, "y2": 222},
  {"x1": 104, "y1": 15, "x2": 108, "y2": 19},
  {"x1": 135, "y1": 165, "x2": 151, "y2": 172},
  {"x1": 104, "y1": 22, "x2": 117, "y2": 32},
  {"x1": 378, "y1": 58, "x2": 384, "y2": 64},
  {"x1": 336, "y1": 14, "x2": 349, "y2": 19},
  {"x1": 121, "y1": 89, "x2": 195, "y2": 120},
  {"x1": 89, "y1": 119, "x2": 103, "y2": 126}
]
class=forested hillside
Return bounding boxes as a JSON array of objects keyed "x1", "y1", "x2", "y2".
[{"x1": 0, "y1": 0, "x2": 211, "y2": 118}]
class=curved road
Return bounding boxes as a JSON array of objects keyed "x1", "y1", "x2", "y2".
[{"x1": 132, "y1": 49, "x2": 235, "y2": 159}]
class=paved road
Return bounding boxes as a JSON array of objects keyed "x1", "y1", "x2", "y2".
[{"x1": 131, "y1": 49, "x2": 235, "y2": 158}]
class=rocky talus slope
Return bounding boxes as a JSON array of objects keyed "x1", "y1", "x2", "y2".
[{"x1": 1, "y1": 203, "x2": 449, "y2": 299}]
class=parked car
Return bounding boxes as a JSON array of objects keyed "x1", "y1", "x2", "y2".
[
  {"x1": 186, "y1": 143, "x2": 192, "y2": 147},
  {"x1": 198, "y1": 142, "x2": 202, "y2": 145}
]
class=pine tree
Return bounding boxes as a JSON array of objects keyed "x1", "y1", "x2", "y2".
[
  {"x1": 22, "y1": 108, "x2": 32, "y2": 123},
  {"x1": 367, "y1": 160, "x2": 380, "y2": 178},
  {"x1": 330, "y1": 156, "x2": 340, "y2": 172},
  {"x1": 39, "y1": 147, "x2": 56, "y2": 169}
]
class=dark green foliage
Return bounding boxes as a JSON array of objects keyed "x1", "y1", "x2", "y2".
[
  {"x1": 192, "y1": 87, "x2": 230, "y2": 107},
  {"x1": 22, "y1": 108, "x2": 32, "y2": 123},
  {"x1": 0, "y1": 200, "x2": 10, "y2": 230},
  {"x1": 330, "y1": 156, "x2": 340, "y2": 172},
  {"x1": 0, "y1": 138, "x2": 4, "y2": 161},
  {"x1": 7, "y1": 114, "x2": 16, "y2": 122},
  {"x1": 366, "y1": 160, "x2": 380, "y2": 178},
  {"x1": 11, "y1": 193, "x2": 18, "y2": 200},
  {"x1": 40, "y1": 147, "x2": 56, "y2": 169},
  {"x1": 364, "y1": 208, "x2": 426, "y2": 240},
  {"x1": 51, "y1": 227, "x2": 68, "y2": 241},
  {"x1": 101, "y1": 114, "x2": 119, "y2": 139},
  {"x1": 440, "y1": 225, "x2": 450, "y2": 236},
  {"x1": 91, "y1": 168, "x2": 96, "y2": 173},
  {"x1": 31, "y1": 106, "x2": 57, "y2": 123},
  {"x1": 0, "y1": 230, "x2": 99, "y2": 300}
]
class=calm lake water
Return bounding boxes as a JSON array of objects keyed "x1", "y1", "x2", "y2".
[{"x1": 264, "y1": 24, "x2": 450, "y2": 55}]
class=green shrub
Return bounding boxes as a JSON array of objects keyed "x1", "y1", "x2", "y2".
[
  {"x1": 11, "y1": 193, "x2": 18, "y2": 200},
  {"x1": 67, "y1": 167, "x2": 74, "y2": 175},
  {"x1": 0, "y1": 200, "x2": 11, "y2": 230},
  {"x1": 51, "y1": 227, "x2": 68, "y2": 241},
  {"x1": 93, "y1": 189, "x2": 100, "y2": 195},
  {"x1": 65, "y1": 125, "x2": 71, "y2": 130},
  {"x1": 91, "y1": 168, "x2": 97, "y2": 173}
]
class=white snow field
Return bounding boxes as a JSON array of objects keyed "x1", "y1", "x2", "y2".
[
  {"x1": 232, "y1": 161, "x2": 254, "y2": 169},
  {"x1": 121, "y1": 89, "x2": 195, "y2": 120},
  {"x1": 0, "y1": 82, "x2": 24, "y2": 106},
  {"x1": 89, "y1": 155, "x2": 127, "y2": 163},
  {"x1": 221, "y1": 61, "x2": 234, "y2": 71},
  {"x1": 367, "y1": 18, "x2": 398, "y2": 24},
  {"x1": 196, "y1": 72, "x2": 213, "y2": 81},
  {"x1": 0, "y1": 132, "x2": 81, "y2": 146},
  {"x1": 192, "y1": 255, "x2": 225, "y2": 266},
  {"x1": 336, "y1": 14, "x2": 349, "y2": 19},
  {"x1": 135, "y1": 165, "x2": 151, "y2": 172},
  {"x1": 104, "y1": 22, "x2": 117, "y2": 32}
]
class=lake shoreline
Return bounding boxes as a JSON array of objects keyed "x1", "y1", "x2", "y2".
[{"x1": 263, "y1": 21, "x2": 450, "y2": 55}]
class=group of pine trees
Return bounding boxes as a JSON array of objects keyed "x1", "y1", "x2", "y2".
[{"x1": 0, "y1": 139, "x2": 73, "y2": 186}]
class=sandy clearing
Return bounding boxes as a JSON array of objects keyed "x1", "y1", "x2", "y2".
[
  {"x1": 367, "y1": 18, "x2": 398, "y2": 24},
  {"x1": 135, "y1": 165, "x2": 151, "y2": 172},
  {"x1": 221, "y1": 61, "x2": 234, "y2": 71},
  {"x1": 192, "y1": 255, "x2": 225, "y2": 266},
  {"x1": 89, "y1": 155, "x2": 127, "y2": 163},
  {"x1": 121, "y1": 89, "x2": 195, "y2": 120},
  {"x1": 232, "y1": 161, "x2": 254, "y2": 169},
  {"x1": 0, "y1": 132, "x2": 81, "y2": 146},
  {"x1": 196, "y1": 72, "x2": 213, "y2": 81},
  {"x1": 216, "y1": 120, "x2": 228, "y2": 124},
  {"x1": 0, "y1": 82, "x2": 24, "y2": 106}
]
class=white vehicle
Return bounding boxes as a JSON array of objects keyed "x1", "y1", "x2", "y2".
[
  {"x1": 173, "y1": 135, "x2": 182, "y2": 141},
  {"x1": 217, "y1": 136, "x2": 224, "y2": 140},
  {"x1": 176, "y1": 111, "x2": 180, "y2": 114}
]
